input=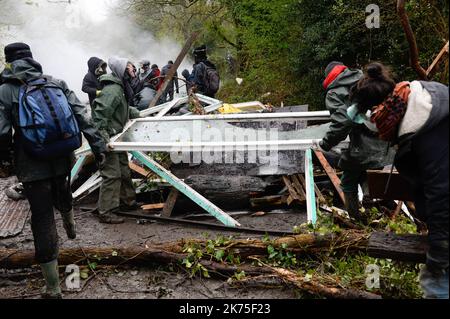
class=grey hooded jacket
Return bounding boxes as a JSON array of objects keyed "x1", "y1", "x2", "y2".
[{"x1": 91, "y1": 57, "x2": 140, "y2": 142}]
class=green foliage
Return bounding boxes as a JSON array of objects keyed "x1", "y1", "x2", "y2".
[
  {"x1": 181, "y1": 235, "x2": 240, "y2": 278},
  {"x1": 314, "y1": 253, "x2": 422, "y2": 299},
  {"x1": 127, "y1": 0, "x2": 448, "y2": 109}
]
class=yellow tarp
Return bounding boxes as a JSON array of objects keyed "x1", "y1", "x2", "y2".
[{"x1": 218, "y1": 104, "x2": 243, "y2": 114}]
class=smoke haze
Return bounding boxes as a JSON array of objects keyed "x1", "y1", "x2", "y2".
[{"x1": 0, "y1": 0, "x2": 191, "y2": 102}]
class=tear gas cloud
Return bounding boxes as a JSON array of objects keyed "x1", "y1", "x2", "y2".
[{"x1": 0, "y1": 0, "x2": 192, "y2": 102}]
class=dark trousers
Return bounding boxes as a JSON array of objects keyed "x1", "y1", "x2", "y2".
[
  {"x1": 23, "y1": 175, "x2": 72, "y2": 264},
  {"x1": 411, "y1": 118, "x2": 449, "y2": 270}
]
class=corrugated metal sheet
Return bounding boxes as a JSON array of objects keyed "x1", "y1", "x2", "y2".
[{"x1": 0, "y1": 178, "x2": 30, "y2": 238}]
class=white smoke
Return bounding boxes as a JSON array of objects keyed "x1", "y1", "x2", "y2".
[{"x1": 0, "y1": 0, "x2": 192, "y2": 102}]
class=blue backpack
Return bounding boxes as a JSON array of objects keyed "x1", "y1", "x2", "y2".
[{"x1": 18, "y1": 77, "x2": 82, "y2": 159}]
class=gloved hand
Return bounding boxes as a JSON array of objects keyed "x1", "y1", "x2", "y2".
[
  {"x1": 182, "y1": 69, "x2": 190, "y2": 79},
  {"x1": 312, "y1": 140, "x2": 326, "y2": 153},
  {"x1": 95, "y1": 152, "x2": 107, "y2": 169},
  {"x1": 96, "y1": 90, "x2": 102, "y2": 97}
]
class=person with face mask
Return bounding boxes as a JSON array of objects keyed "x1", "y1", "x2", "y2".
[
  {"x1": 91, "y1": 56, "x2": 141, "y2": 224},
  {"x1": 138, "y1": 60, "x2": 151, "y2": 81},
  {"x1": 82, "y1": 57, "x2": 107, "y2": 106}
]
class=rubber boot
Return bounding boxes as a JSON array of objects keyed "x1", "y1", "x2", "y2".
[
  {"x1": 344, "y1": 192, "x2": 365, "y2": 223},
  {"x1": 99, "y1": 212, "x2": 125, "y2": 224},
  {"x1": 61, "y1": 209, "x2": 76, "y2": 240},
  {"x1": 40, "y1": 260, "x2": 62, "y2": 299}
]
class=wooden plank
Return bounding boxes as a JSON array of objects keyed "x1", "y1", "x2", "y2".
[
  {"x1": 305, "y1": 149, "x2": 317, "y2": 225},
  {"x1": 282, "y1": 176, "x2": 301, "y2": 203},
  {"x1": 291, "y1": 175, "x2": 307, "y2": 201},
  {"x1": 73, "y1": 171, "x2": 102, "y2": 199},
  {"x1": 131, "y1": 151, "x2": 241, "y2": 227},
  {"x1": 129, "y1": 162, "x2": 151, "y2": 178},
  {"x1": 148, "y1": 32, "x2": 199, "y2": 109},
  {"x1": 368, "y1": 231, "x2": 427, "y2": 263},
  {"x1": 141, "y1": 203, "x2": 165, "y2": 211},
  {"x1": 427, "y1": 41, "x2": 449, "y2": 77},
  {"x1": 314, "y1": 150, "x2": 345, "y2": 205},
  {"x1": 250, "y1": 195, "x2": 287, "y2": 208},
  {"x1": 314, "y1": 184, "x2": 327, "y2": 205},
  {"x1": 162, "y1": 188, "x2": 179, "y2": 218},
  {"x1": 154, "y1": 99, "x2": 182, "y2": 119}
]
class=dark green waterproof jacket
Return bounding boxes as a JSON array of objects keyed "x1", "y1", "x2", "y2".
[
  {"x1": 91, "y1": 74, "x2": 140, "y2": 143},
  {"x1": 0, "y1": 59, "x2": 107, "y2": 183},
  {"x1": 321, "y1": 68, "x2": 395, "y2": 170}
]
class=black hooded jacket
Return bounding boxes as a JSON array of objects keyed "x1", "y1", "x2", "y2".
[{"x1": 82, "y1": 57, "x2": 105, "y2": 106}]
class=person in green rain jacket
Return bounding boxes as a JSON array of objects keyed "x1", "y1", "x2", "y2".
[
  {"x1": 91, "y1": 56, "x2": 141, "y2": 224},
  {"x1": 317, "y1": 62, "x2": 395, "y2": 222}
]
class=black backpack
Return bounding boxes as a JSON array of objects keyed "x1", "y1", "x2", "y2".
[{"x1": 201, "y1": 62, "x2": 220, "y2": 96}]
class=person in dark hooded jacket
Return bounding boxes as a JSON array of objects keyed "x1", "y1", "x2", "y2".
[
  {"x1": 352, "y1": 62, "x2": 449, "y2": 299},
  {"x1": 316, "y1": 61, "x2": 395, "y2": 223},
  {"x1": 0, "y1": 43, "x2": 108, "y2": 299},
  {"x1": 82, "y1": 57, "x2": 107, "y2": 106},
  {"x1": 183, "y1": 45, "x2": 219, "y2": 98}
]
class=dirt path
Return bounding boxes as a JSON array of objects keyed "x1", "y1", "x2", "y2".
[{"x1": 0, "y1": 206, "x2": 307, "y2": 299}]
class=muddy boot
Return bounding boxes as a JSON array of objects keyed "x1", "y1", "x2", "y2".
[
  {"x1": 120, "y1": 202, "x2": 143, "y2": 212},
  {"x1": 40, "y1": 260, "x2": 62, "y2": 299},
  {"x1": 344, "y1": 192, "x2": 366, "y2": 223},
  {"x1": 61, "y1": 209, "x2": 76, "y2": 240},
  {"x1": 99, "y1": 212, "x2": 125, "y2": 224}
]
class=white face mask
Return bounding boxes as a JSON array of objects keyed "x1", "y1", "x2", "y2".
[{"x1": 347, "y1": 104, "x2": 378, "y2": 133}]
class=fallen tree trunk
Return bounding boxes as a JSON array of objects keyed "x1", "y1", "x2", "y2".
[
  {"x1": 0, "y1": 231, "x2": 427, "y2": 270},
  {"x1": 271, "y1": 268, "x2": 381, "y2": 299}
]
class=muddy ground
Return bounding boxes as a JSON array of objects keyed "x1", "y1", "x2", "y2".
[{"x1": 0, "y1": 203, "x2": 307, "y2": 299}]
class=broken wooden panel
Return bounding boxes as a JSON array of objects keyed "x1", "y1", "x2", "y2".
[
  {"x1": 110, "y1": 111, "x2": 334, "y2": 153},
  {"x1": 367, "y1": 170, "x2": 415, "y2": 201},
  {"x1": 168, "y1": 106, "x2": 338, "y2": 177},
  {"x1": 131, "y1": 151, "x2": 241, "y2": 227},
  {"x1": 0, "y1": 178, "x2": 30, "y2": 238}
]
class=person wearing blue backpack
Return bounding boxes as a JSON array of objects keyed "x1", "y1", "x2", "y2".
[
  {"x1": 182, "y1": 45, "x2": 220, "y2": 98},
  {"x1": 0, "y1": 42, "x2": 108, "y2": 299}
]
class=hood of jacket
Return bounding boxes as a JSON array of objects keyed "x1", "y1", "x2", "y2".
[
  {"x1": 326, "y1": 68, "x2": 362, "y2": 91},
  {"x1": 418, "y1": 81, "x2": 449, "y2": 135},
  {"x1": 108, "y1": 56, "x2": 129, "y2": 82},
  {"x1": 88, "y1": 57, "x2": 106, "y2": 74},
  {"x1": 1, "y1": 58, "x2": 43, "y2": 83},
  {"x1": 98, "y1": 73, "x2": 123, "y2": 87}
]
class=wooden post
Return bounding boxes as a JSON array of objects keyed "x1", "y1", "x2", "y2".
[
  {"x1": 314, "y1": 150, "x2": 346, "y2": 205},
  {"x1": 305, "y1": 149, "x2": 317, "y2": 225},
  {"x1": 162, "y1": 188, "x2": 179, "y2": 218},
  {"x1": 427, "y1": 41, "x2": 449, "y2": 78},
  {"x1": 148, "y1": 32, "x2": 200, "y2": 109}
]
